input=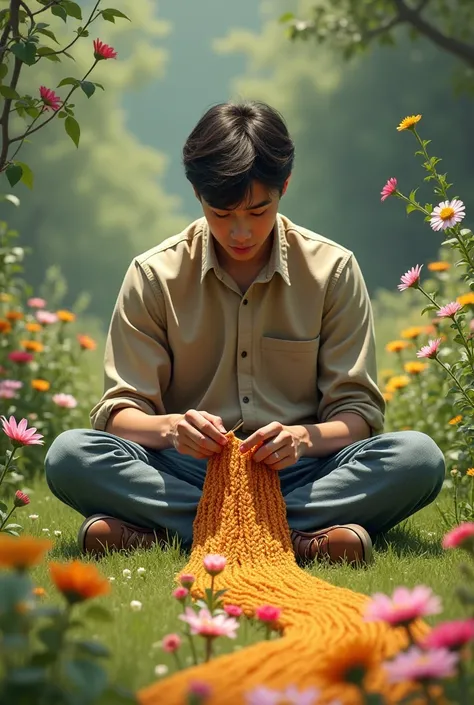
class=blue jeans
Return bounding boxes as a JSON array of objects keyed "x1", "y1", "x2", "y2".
[{"x1": 44, "y1": 429, "x2": 445, "y2": 548}]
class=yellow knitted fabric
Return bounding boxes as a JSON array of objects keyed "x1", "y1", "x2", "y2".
[{"x1": 139, "y1": 434, "x2": 429, "y2": 705}]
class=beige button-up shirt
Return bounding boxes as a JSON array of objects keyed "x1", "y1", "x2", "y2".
[{"x1": 90, "y1": 214, "x2": 385, "y2": 435}]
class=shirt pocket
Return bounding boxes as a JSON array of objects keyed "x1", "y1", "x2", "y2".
[{"x1": 260, "y1": 336, "x2": 320, "y2": 406}]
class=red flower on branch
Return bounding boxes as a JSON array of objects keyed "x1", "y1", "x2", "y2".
[
  {"x1": 93, "y1": 39, "x2": 117, "y2": 60},
  {"x1": 14, "y1": 490, "x2": 30, "y2": 508},
  {"x1": 39, "y1": 86, "x2": 61, "y2": 112}
]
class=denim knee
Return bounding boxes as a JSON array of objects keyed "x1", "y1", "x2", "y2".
[
  {"x1": 44, "y1": 428, "x2": 90, "y2": 486},
  {"x1": 389, "y1": 430, "x2": 445, "y2": 493}
]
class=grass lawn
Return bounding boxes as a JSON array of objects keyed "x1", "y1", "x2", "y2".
[{"x1": 22, "y1": 480, "x2": 465, "y2": 697}]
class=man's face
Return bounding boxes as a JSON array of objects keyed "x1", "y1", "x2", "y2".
[{"x1": 198, "y1": 180, "x2": 289, "y2": 265}]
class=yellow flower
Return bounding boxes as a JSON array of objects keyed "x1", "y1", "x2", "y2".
[
  {"x1": 385, "y1": 340, "x2": 410, "y2": 353},
  {"x1": 386, "y1": 375, "x2": 410, "y2": 391},
  {"x1": 397, "y1": 114, "x2": 422, "y2": 131},
  {"x1": 49, "y1": 560, "x2": 110, "y2": 604},
  {"x1": 0, "y1": 535, "x2": 52, "y2": 570},
  {"x1": 466, "y1": 469, "x2": 474, "y2": 477},
  {"x1": 404, "y1": 361, "x2": 428, "y2": 375},
  {"x1": 383, "y1": 392, "x2": 393, "y2": 402},
  {"x1": 379, "y1": 368, "x2": 395, "y2": 379},
  {"x1": 56, "y1": 309, "x2": 76, "y2": 323},
  {"x1": 20, "y1": 340, "x2": 44, "y2": 353},
  {"x1": 0, "y1": 319, "x2": 12, "y2": 333},
  {"x1": 25, "y1": 322, "x2": 42, "y2": 333},
  {"x1": 457, "y1": 293, "x2": 474, "y2": 307},
  {"x1": 448, "y1": 415, "x2": 462, "y2": 425},
  {"x1": 401, "y1": 326, "x2": 425, "y2": 340},
  {"x1": 0, "y1": 293, "x2": 12, "y2": 302},
  {"x1": 427, "y1": 261, "x2": 451, "y2": 272},
  {"x1": 31, "y1": 379, "x2": 50, "y2": 392}
]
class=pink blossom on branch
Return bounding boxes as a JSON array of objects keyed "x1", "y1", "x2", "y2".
[
  {"x1": 384, "y1": 646, "x2": 458, "y2": 683},
  {"x1": 27, "y1": 297, "x2": 47, "y2": 308},
  {"x1": 442, "y1": 523, "x2": 474, "y2": 550},
  {"x1": 93, "y1": 38, "x2": 117, "y2": 60},
  {"x1": 416, "y1": 338, "x2": 442, "y2": 359},
  {"x1": 161, "y1": 633, "x2": 181, "y2": 653},
  {"x1": 1, "y1": 416, "x2": 44, "y2": 446},
  {"x1": 381, "y1": 177, "x2": 398, "y2": 202},
  {"x1": 14, "y1": 490, "x2": 30, "y2": 507},
  {"x1": 364, "y1": 585, "x2": 442, "y2": 627},
  {"x1": 39, "y1": 86, "x2": 61, "y2": 112},
  {"x1": 398, "y1": 264, "x2": 423, "y2": 291},
  {"x1": 437, "y1": 301, "x2": 462, "y2": 318},
  {"x1": 422, "y1": 619, "x2": 474, "y2": 651},
  {"x1": 430, "y1": 199, "x2": 465, "y2": 231},
  {"x1": 172, "y1": 586, "x2": 188, "y2": 601}
]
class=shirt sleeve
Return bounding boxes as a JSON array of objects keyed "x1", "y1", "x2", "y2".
[
  {"x1": 89, "y1": 258, "x2": 171, "y2": 431},
  {"x1": 316, "y1": 253, "x2": 385, "y2": 435}
]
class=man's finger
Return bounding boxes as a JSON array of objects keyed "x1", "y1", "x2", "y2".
[
  {"x1": 200, "y1": 410, "x2": 227, "y2": 435},
  {"x1": 240, "y1": 425, "x2": 276, "y2": 453}
]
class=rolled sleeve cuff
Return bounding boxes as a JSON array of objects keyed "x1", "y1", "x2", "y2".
[
  {"x1": 321, "y1": 402, "x2": 385, "y2": 437},
  {"x1": 90, "y1": 397, "x2": 156, "y2": 432}
]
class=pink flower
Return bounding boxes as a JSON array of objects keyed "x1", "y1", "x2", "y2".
[
  {"x1": 14, "y1": 490, "x2": 30, "y2": 507},
  {"x1": 178, "y1": 606, "x2": 239, "y2": 639},
  {"x1": 39, "y1": 86, "x2": 61, "y2": 111},
  {"x1": 416, "y1": 338, "x2": 442, "y2": 359},
  {"x1": 245, "y1": 685, "x2": 320, "y2": 705},
  {"x1": 0, "y1": 388, "x2": 16, "y2": 399},
  {"x1": 52, "y1": 393, "x2": 78, "y2": 409},
  {"x1": 179, "y1": 573, "x2": 195, "y2": 587},
  {"x1": 381, "y1": 177, "x2": 398, "y2": 202},
  {"x1": 172, "y1": 586, "x2": 188, "y2": 601},
  {"x1": 93, "y1": 38, "x2": 117, "y2": 60},
  {"x1": 8, "y1": 351, "x2": 34, "y2": 364},
  {"x1": 437, "y1": 301, "x2": 462, "y2": 318},
  {"x1": 187, "y1": 681, "x2": 212, "y2": 699},
  {"x1": 36, "y1": 311, "x2": 58, "y2": 325},
  {"x1": 1, "y1": 416, "x2": 44, "y2": 446},
  {"x1": 423, "y1": 619, "x2": 474, "y2": 651},
  {"x1": 224, "y1": 604, "x2": 243, "y2": 617},
  {"x1": 0, "y1": 380, "x2": 22, "y2": 390},
  {"x1": 398, "y1": 264, "x2": 423, "y2": 291},
  {"x1": 203, "y1": 553, "x2": 227, "y2": 576},
  {"x1": 430, "y1": 199, "x2": 465, "y2": 232},
  {"x1": 27, "y1": 297, "x2": 46, "y2": 308},
  {"x1": 384, "y1": 646, "x2": 458, "y2": 683},
  {"x1": 161, "y1": 633, "x2": 181, "y2": 653},
  {"x1": 442, "y1": 523, "x2": 474, "y2": 550},
  {"x1": 255, "y1": 605, "x2": 282, "y2": 623},
  {"x1": 364, "y1": 586, "x2": 442, "y2": 627}
]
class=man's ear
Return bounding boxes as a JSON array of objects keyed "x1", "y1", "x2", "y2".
[{"x1": 281, "y1": 174, "x2": 291, "y2": 196}]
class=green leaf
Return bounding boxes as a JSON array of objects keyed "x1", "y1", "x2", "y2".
[
  {"x1": 57, "y1": 76, "x2": 80, "y2": 88},
  {"x1": 75, "y1": 640, "x2": 110, "y2": 658},
  {"x1": 36, "y1": 27, "x2": 59, "y2": 44},
  {"x1": 64, "y1": 659, "x2": 108, "y2": 698},
  {"x1": 5, "y1": 164, "x2": 23, "y2": 187},
  {"x1": 80, "y1": 80, "x2": 95, "y2": 98},
  {"x1": 406, "y1": 203, "x2": 418, "y2": 214},
  {"x1": 279, "y1": 12, "x2": 295, "y2": 23},
  {"x1": 51, "y1": 4, "x2": 67, "y2": 21},
  {"x1": 15, "y1": 161, "x2": 33, "y2": 189},
  {"x1": 3, "y1": 523, "x2": 23, "y2": 531},
  {"x1": 0, "y1": 501, "x2": 7, "y2": 513},
  {"x1": 65, "y1": 116, "x2": 80, "y2": 147},
  {"x1": 102, "y1": 8, "x2": 130, "y2": 21},
  {"x1": 37, "y1": 47, "x2": 61, "y2": 61},
  {"x1": 7, "y1": 667, "x2": 46, "y2": 685},
  {"x1": 0, "y1": 63, "x2": 8, "y2": 81},
  {"x1": 38, "y1": 626, "x2": 63, "y2": 651},
  {"x1": 64, "y1": 1, "x2": 82, "y2": 20},
  {"x1": 11, "y1": 41, "x2": 37, "y2": 65},
  {"x1": 0, "y1": 85, "x2": 20, "y2": 100},
  {"x1": 94, "y1": 82, "x2": 105, "y2": 91},
  {"x1": 84, "y1": 605, "x2": 113, "y2": 622},
  {"x1": 420, "y1": 304, "x2": 438, "y2": 316}
]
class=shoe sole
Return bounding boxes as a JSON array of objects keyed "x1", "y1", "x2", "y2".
[{"x1": 77, "y1": 513, "x2": 113, "y2": 553}]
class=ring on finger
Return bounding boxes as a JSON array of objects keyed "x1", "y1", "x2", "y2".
[{"x1": 274, "y1": 451, "x2": 280, "y2": 460}]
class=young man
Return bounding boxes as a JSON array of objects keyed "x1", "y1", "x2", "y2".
[{"x1": 45, "y1": 101, "x2": 445, "y2": 565}]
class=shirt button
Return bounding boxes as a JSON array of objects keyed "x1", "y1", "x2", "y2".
[
  {"x1": 241, "y1": 351, "x2": 248, "y2": 358},
  {"x1": 243, "y1": 298, "x2": 248, "y2": 305},
  {"x1": 243, "y1": 396, "x2": 249, "y2": 404}
]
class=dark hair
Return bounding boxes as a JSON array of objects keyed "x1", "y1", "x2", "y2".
[{"x1": 182, "y1": 101, "x2": 295, "y2": 209}]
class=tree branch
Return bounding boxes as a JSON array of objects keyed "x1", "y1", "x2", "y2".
[
  {"x1": 31, "y1": 1, "x2": 59, "y2": 18},
  {"x1": 35, "y1": 0, "x2": 102, "y2": 61},
  {"x1": 0, "y1": 56, "x2": 22, "y2": 170}
]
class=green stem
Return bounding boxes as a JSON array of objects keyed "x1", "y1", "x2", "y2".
[
  {"x1": 458, "y1": 659, "x2": 469, "y2": 705},
  {"x1": 0, "y1": 445, "x2": 17, "y2": 487},
  {"x1": 396, "y1": 191, "x2": 431, "y2": 216},
  {"x1": 204, "y1": 636, "x2": 213, "y2": 663},
  {"x1": 420, "y1": 683, "x2": 436, "y2": 705},
  {"x1": 413, "y1": 128, "x2": 448, "y2": 199},
  {"x1": 0, "y1": 505, "x2": 16, "y2": 531},
  {"x1": 181, "y1": 604, "x2": 198, "y2": 665},
  {"x1": 452, "y1": 228, "x2": 474, "y2": 274},
  {"x1": 434, "y1": 356, "x2": 474, "y2": 409}
]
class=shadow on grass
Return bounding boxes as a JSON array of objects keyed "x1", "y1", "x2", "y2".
[{"x1": 374, "y1": 524, "x2": 444, "y2": 558}]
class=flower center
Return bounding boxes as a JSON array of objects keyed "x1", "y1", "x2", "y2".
[{"x1": 440, "y1": 207, "x2": 455, "y2": 221}]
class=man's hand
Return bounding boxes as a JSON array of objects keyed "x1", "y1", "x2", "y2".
[
  {"x1": 171, "y1": 410, "x2": 228, "y2": 459},
  {"x1": 239, "y1": 422, "x2": 309, "y2": 471}
]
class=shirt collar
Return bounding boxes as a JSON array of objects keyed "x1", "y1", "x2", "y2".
[{"x1": 200, "y1": 214, "x2": 290, "y2": 286}]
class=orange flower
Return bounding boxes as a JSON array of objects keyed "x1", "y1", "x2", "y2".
[
  {"x1": 425, "y1": 324, "x2": 438, "y2": 334},
  {"x1": 49, "y1": 560, "x2": 110, "y2": 604},
  {"x1": 404, "y1": 361, "x2": 428, "y2": 375},
  {"x1": 397, "y1": 114, "x2": 422, "y2": 131},
  {"x1": 427, "y1": 261, "x2": 451, "y2": 272},
  {"x1": 457, "y1": 293, "x2": 474, "y2": 307},
  {"x1": 0, "y1": 319, "x2": 12, "y2": 333},
  {"x1": 448, "y1": 415, "x2": 462, "y2": 425},
  {"x1": 0, "y1": 535, "x2": 52, "y2": 570},
  {"x1": 466, "y1": 469, "x2": 474, "y2": 478},
  {"x1": 25, "y1": 322, "x2": 42, "y2": 333},
  {"x1": 320, "y1": 636, "x2": 378, "y2": 686},
  {"x1": 5, "y1": 310, "x2": 23, "y2": 321},
  {"x1": 383, "y1": 392, "x2": 393, "y2": 402},
  {"x1": 33, "y1": 586, "x2": 46, "y2": 597},
  {"x1": 77, "y1": 334, "x2": 97, "y2": 350},
  {"x1": 386, "y1": 375, "x2": 410, "y2": 391},
  {"x1": 385, "y1": 340, "x2": 410, "y2": 353},
  {"x1": 401, "y1": 326, "x2": 425, "y2": 340},
  {"x1": 20, "y1": 340, "x2": 44, "y2": 353},
  {"x1": 31, "y1": 379, "x2": 50, "y2": 392},
  {"x1": 56, "y1": 310, "x2": 76, "y2": 323}
]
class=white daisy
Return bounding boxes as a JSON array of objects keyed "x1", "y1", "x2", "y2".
[{"x1": 430, "y1": 199, "x2": 465, "y2": 231}]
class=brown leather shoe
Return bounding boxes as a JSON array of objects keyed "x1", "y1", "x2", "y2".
[
  {"x1": 291, "y1": 524, "x2": 373, "y2": 566},
  {"x1": 78, "y1": 514, "x2": 170, "y2": 556}
]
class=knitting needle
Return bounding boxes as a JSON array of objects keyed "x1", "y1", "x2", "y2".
[{"x1": 229, "y1": 419, "x2": 244, "y2": 434}]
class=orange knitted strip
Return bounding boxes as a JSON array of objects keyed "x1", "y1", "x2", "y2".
[{"x1": 138, "y1": 434, "x2": 429, "y2": 705}]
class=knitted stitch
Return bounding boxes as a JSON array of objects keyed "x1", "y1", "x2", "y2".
[{"x1": 139, "y1": 433, "x2": 429, "y2": 705}]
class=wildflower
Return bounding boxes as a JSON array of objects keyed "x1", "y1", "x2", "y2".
[
  {"x1": 448, "y1": 415, "x2": 462, "y2": 425},
  {"x1": 398, "y1": 264, "x2": 423, "y2": 291},
  {"x1": 0, "y1": 320, "x2": 12, "y2": 333},
  {"x1": 385, "y1": 375, "x2": 410, "y2": 391},
  {"x1": 457, "y1": 293, "x2": 474, "y2": 307},
  {"x1": 404, "y1": 362, "x2": 427, "y2": 375},
  {"x1": 0, "y1": 535, "x2": 52, "y2": 570},
  {"x1": 381, "y1": 177, "x2": 397, "y2": 202},
  {"x1": 27, "y1": 297, "x2": 46, "y2": 308},
  {"x1": 384, "y1": 646, "x2": 458, "y2": 683},
  {"x1": 20, "y1": 340, "x2": 44, "y2": 352},
  {"x1": 364, "y1": 586, "x2": 442, "y2": 626},
  {"x1": 0, "y1": 388, "x2": 16, "y2": 398},
  {"x1": 8, "y1": 350, "x2": 34, "y2": 363},
  {"x1": 52, "y1": 393, "x2": 78, "y2": 408},
  {"x1": 137, "y1": 567, "x2": 146, "y2": 576},
  {"x1": 401, "y1": 326, "x2": 425, "y2": 339},
  {"x1": 427, "y1": 261, "x2": 450, "y2": 272},
  {"x1": 319, "y1": 637, "x2": 377, "y2": 686},
  {"x1": 245, "y1": 685, "x2": 320, "y2": 705},
  {"x1": 467, "y1": 469, "x2": 474, "y2": 477},
  {"x1": 179, "y1": 572, "x2": 195, "y2": 587},
  {"x1": 42, "y1": 528, "x2": 50, "y2": 534},
  {"x1": 224, "y1": 604, "x2": 243, "y2": 617},
  {"x1": 56, "y1": 310, "x2": 76, "y2": 323},
  {"x1": 31, "y1": 379, "x2": 50, "y2": 392},
  {"x1": 422, "y1": 619, "x2": 474, "y2": 651},
  {"x1": 383, "y1": 392, "x2": 393, "y2": 402},
  {"x1": 39, "y1": 86, "x2": 61, "y2": 111},
  {"x1": 36, "y1": 310, "x2": 58, "y2": 324},
  {"x1": 53, "y1": 530, "x2": 62, "y2": 537},
  {"x1": 417, "y1": 338, "x2": 442, "y2": 359},
  {"x1": 442, "y1": 523, "x2": 474, "y2": 550},
  {"x1": 397, "y1": 114, "x2": 422, "y2": 131},
  {"x1": 77, "y1": 334, "x2": 97, "y2": 350},
  {"x1": 173, "y1": 586, "x2": 188, "y2": 601},
  {"x1": 108, "y1": 576, "x2": 115, "y2": 582},
  {"x1": 25, "y1": 322, "x2": 42, "y2": 333},
  {"x1": 32, "y1": 587, "x2": 46, "y2": 597},
  {"x1": 188, "y1": 680, "x2": 213, "y2": 700},
  {"x1": 255, "y1": 605, "x2": 282, "y2": 623},
  {"x1": 93, "y1": 38, "x2": 117, "y2": 60},
  {"x1": 50, "y1": 560, "x2": 110, "y2": 604},
  {"x1": 0, "y1": 293, "x2": 11, "y2": 302},
  {"x1": 14, "y1": 490, "x2": 30, "y2": 507},
  {"x1": 122, "y1": 569, "x2": 132, "y2": 578},
  {"x1": 1, "y1": 416, "x2": 44, "y2": 446},
  {"x1": 437, "y1": 302, "x2": 462, "y2": 318},
  {"x1": 178, "y1": 606, "x2": 239, "y2": 639},
  {"x1": 203, "y1": 554, "x2": 227, "y2": 576},
  {"x1": 161, "y1": 633, "x2": 181, "y2": 652},
  {"x1": 385, "y1": 340, "x2": 410, "y2": 353},
  {"x1": 430, "y1": 199, "x2": 465, "y2": 231},
  {"x1": 130, "y1": 600, "x2": 142, "y2": 611},
  {"x1": 154, "y1": 664, "x2": 168, "y2": 677},
  {"x1": 28, "y1": 514, "x2": 39, "y2": 520},
  {"x1": 6, "y1": 311, "x2": 23, "y2": 321}
]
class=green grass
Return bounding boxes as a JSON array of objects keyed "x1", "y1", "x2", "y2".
[{"x1": 21, "y1": 480, "x2": 465, "y2": 695}]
